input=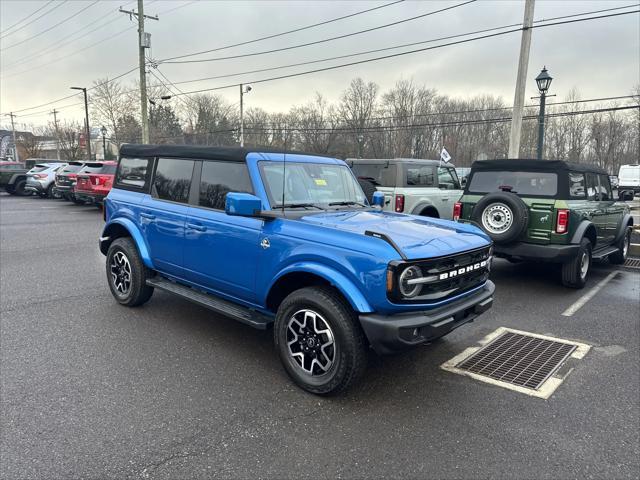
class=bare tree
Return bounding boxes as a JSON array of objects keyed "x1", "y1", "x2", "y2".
[
  {"x1": 338, "y1": 78, "x2": 379, "y2": 157},
  {"x1": 57, "y1": 120, "x2": 83, "y2": 161},
  {"x1": 90, "y1": 78, "x2": 134, "y2": 147}
]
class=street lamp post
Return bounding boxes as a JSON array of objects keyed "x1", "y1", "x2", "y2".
[
  {"x1": 70, "y1": 86, "x2": 92, "y2": 160},
  {"x1": 101, "y1": 126, "x2": 107, "y2": 160},
  {"x1": 239, "y1": 84, "x2": 252, "y2": 147},
  {"x1": 535, "y1": 66, "x2": 553, "y2": 160}
]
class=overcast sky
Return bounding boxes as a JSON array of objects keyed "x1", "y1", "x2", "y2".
[{"x1": 1, "y1": 0, "x2": 638, "y2": 130}]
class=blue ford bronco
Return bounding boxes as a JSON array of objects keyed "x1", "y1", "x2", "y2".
[{"x1": 100, "y1": 144, "x2": 494, "y2": 394}]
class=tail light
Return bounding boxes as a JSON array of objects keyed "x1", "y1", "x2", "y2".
[
  {"x1": 453, "y1": 202, "x2": 462, "y2": 221},
  {"x1": 556, "y1": 209, "x2": 569, "y2": 234},
  {"x1": 34, "y1": 173, "x2": 48, "y2": 179},
  {"x1": 395, "y1": 194, "x2": 405, "y2": 213}
]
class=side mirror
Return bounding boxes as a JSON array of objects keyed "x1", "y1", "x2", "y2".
[
  {"x1": 372, "y1": 191, "x2": 385, "y2": 207},
  {"x1": 225, "y1": 192, "x2": 263, "y2": 217},
  {"x1": 620, "y1": 190, "x2": 635, "y2": 201}
]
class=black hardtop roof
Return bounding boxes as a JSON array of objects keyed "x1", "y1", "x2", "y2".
[
  {"x1": 119, "y1": 143, "x2": 336, "y2": 162},
  {"x1": 471, "y1": 159, "x2": 608, "y2": 175}
]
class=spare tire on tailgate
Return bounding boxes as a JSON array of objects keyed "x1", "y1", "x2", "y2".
[
  {"x1": 471, "y1": 191, "x2": 529, "y2": 244},
  {"x1": 357, "y1": 178, "x2": 377, "y2": 204}
]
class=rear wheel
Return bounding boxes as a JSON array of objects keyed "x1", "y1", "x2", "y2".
[
  {"x1": 46, "y1": 183, "x2": 59, "y2": 199},
  {"x1": 609, "y1": 227, "x2": 631, "y2": 265},
  {"x1": 106, "y1": 237, "x2": 154, "y2": 307},
  {"x1": 561, "y1": 238, "x2": 592, "y2": 288},
  {"x1": 72, "y1": 197, "x2": 86, "y2": 205},
  {"x1": 274, "y1": 286, "x2": 367, "y2": 395},
  {"x1": 12, "y1": 179, "x2": 31, "y2": 196}
]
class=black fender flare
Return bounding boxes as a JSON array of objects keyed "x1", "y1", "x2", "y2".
[
  {"x1": 411, "y1": 201, "x2": 439, "y2": 217},
  {"x1": 613, "y1": 213, "x2": 634, "y2": 243},
  {"x1": 8, "y1": 173, "x2": 26, "y2": 185},
  {"x1": 570, "y1": 220, "x2": 597, "y2": 246}
]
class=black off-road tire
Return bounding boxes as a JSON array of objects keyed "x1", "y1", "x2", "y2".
[
  {"x1": 357, "y1": 178, "x2": 377, "y2": 204},
  {"x1": 72, "y1": 196, "x2": 86, "y2": 205},
  {"x1": 46, "y1": 183, "x2": 58, "y2": 199},
  {"x1": 471, "y1": 191, "x2": 529, "y2": 244},
  {"x1": 274, "y1": 286, "x2": 368, "y2": 395},
  {"x1": 608, "y1": 227, "x2": 631, "y2": 265},
  {"x1": 561, "y1": 238, "x2": 592, "y2": 289},
  {"x1": 12, "y1": 179, "x2": 31, "y2": 196},
  {"x1": 106, "y1": 237, "x2": 154, "y2": 307}
]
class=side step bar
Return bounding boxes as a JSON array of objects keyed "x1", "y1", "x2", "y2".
[
  {"x1": 146, "y1": 277, "x2": 273, "y2": 329},
  {"x1": 592, "y1": 245, "x2": 619, "y2": 260}
]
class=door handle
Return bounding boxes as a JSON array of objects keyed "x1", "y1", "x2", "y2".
[
  {"x1": 442, "y1": 198, "x2": 449, "y2": 202},
  {"x1": 140, "y1": 212, "x2": 155, "y2": 220},
  {"x1": 186, "y1": 223, "x2": 207, "y2": 232}
]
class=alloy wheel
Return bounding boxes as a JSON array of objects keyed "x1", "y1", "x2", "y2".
[
  {"x1": 286, "y1": 309, "x2": 336, "y2": 376},
  {"x1": 110, "y1": 251, "x2": 132, "y2": 295}
]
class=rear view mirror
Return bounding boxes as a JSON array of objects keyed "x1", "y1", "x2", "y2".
[
  {"x1": 371, "y1": 191, "x2": 385, "y2": 207},
  {"x1": 225, "y1": 193, "x2": 263, "y2": 217}
]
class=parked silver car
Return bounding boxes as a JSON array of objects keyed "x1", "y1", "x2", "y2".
[
  {"x1": 349, "y1": 158, "x2": 463, "y2": 219},
  {"x1": 25, "y1": 162, "x2": 67, "y2": 198}
]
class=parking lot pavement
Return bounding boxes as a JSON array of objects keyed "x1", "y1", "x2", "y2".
[{"x1": 1, "y1": 193, "x2": 639, "y2": 479}]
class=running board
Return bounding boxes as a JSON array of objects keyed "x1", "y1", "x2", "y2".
[
  {"x1": 592, "y1": 245, "x2": 619, "y2": 260},
  {"x1": 146, "y1": 277, "x2": 273, "y2": 329}
]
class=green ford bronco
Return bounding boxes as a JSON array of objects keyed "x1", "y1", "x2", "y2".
[{"x1": 456, "y1": 159, "x2": 633, "y2": 288}]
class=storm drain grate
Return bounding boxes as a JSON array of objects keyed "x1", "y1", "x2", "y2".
[
  {"x1": 623, "y1": 258, "x2": 640, "y2": 269},
  {"x1": 455, "y1": 331, "x2": 577, "y2": 390}
]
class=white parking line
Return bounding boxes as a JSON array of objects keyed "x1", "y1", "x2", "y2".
[{"x1": 561, "y1": 271, "x2": 619, "y2": 317}]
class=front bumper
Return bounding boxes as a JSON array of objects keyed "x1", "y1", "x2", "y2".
[
  {"x1": 359, "y1": 281, "x2": 495, "y2": 354},
  {"x1": 494, "y1": 242, "x2": 579, "y2": 262}
]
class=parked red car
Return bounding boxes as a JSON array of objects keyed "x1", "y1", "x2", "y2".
[{"x1": 74, "y1": 161, "x2": 117, "y2": 206}]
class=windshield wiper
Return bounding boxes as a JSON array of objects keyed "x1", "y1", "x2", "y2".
[
  {"x1": 328, "y1": 201, "x2": 369, "y2": 208},
  {"x1": 274, "y1": 203, "x2": 324, "y2": 210}
]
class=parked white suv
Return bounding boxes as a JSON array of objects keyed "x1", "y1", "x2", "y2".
[{"x1": 348, "y1": 158, "x2": 463, "y2": 219}]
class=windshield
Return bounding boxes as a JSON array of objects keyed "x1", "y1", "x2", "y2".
[
  {"x1": 468, "y1": 171, "x2": 558, "y2": 196},
  {"x1": 260, "y1": 162, "x2": 367, "y2": 209},
  {"x1": 29, "y1": 164, "x2": 50, "y2": 173}
]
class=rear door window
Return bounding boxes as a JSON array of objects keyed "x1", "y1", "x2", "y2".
[
  {"x1": 198, "y1": 161, "x2": 253, "y2": 210},
  {"x1": 116, "y1": 157, "x2": 151, "y2": 189},
  {"x1": 350, "y1": 163, "x2": 396, "y2": 187},
  {"x1": 569, "y1": 172, "x2": 586, "y2": 198},
  {"x1": 405, "y1": 165, "x2": 435, "y2": 187},
  {"x1": 437, "y1": 167, "x2": 461, "y2": 190},
  {"x1": 152, "y1": 158, "x2": 195, "y2": 203},
  {"x1": 468, "y1": 171, "x2": 558, "y2": 196}
]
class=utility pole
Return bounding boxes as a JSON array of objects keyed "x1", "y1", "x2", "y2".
[
  {"x1": 120, "y1": 1, "x2": 158, "y2": 144},
  {"x1": 239, "y1": 84, "x2": 252, "y2": 147},
  {"x1": 70, "y1": 87, "x2": 91, "y2": 160},
  {"x1": 5, "y1": 112, "x2": 19, "y2": 162},
  {"x1": 50, "y1": 109, "x2": 61, "y2": 160},
  {"x1": 507, "y1": 0, "x2": 535, "y2": 159}
]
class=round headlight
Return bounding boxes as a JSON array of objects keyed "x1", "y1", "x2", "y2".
[{"x1": 399, "y1": 266, "x2": 422, "y2": 298}]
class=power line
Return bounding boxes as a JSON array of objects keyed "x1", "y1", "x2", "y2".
[
  {"x1": 1, "y1": 0, "x2": 100, "y2": 51},
  {"x1": 0, "y1": 0, "x2": 64, "y2": 39},
  {"x1": 161, "y1": 0, "x2": 476, "y2": 65},
  {"x1": 159, "y1": 0, "x2": 404, "y2": 62},
  {"x1": 152, "y1": 105, "x2": 639, "y2": 141},
  {"x1": 0, "y1": 0, "x2": 55, "y2": 36},
  {"x1": 2, "y1": 2, "x2": 134, "y2": 71},
  {"x1": 151, "y1": 3, "x2": 637, "y2": 90},
  {"x1": 167, "y1": 9, "x2": 640, "y2": 97}
]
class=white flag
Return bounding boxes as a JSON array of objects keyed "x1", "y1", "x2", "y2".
[{"x1": 440, "y1": 147, "x2": 452, "y2": 163}]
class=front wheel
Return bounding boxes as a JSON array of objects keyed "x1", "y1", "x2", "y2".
[
  {"x1": 106, "y1": 237, "x2": 154, "y2": 307},
  {"x1": 609, "y1": 227, "x2": 631, "y2": 265},
  {"x1": 561, "y1": 238, "x2": 592, "y2": 288},
  {"x1": 274, "y1": 286, "x2": 367, "y2": 395}
]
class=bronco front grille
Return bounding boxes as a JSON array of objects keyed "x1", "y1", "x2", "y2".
[{"x1": 389, "y1": 245, "x2": 492, "y2": 304}]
